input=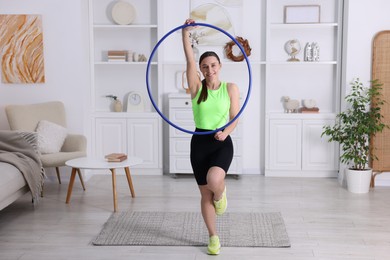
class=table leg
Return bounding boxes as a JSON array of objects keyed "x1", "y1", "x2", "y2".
[
  {"x1": 110, "y1": 168, "x2": 118, "y2": 212},
  {"x1": 76, "y1": 168, "x2": 86, "y2": 191},
  {"x1": 66, "y1": 167, "x2": 77, "y2": 204},
  {"x1": 124, "y1": 167, "x2": 135, "y2": 198}
]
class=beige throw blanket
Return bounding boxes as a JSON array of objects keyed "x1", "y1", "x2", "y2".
[{"x1": 0, "y1": 130, "x2": 45, "y2": 204}]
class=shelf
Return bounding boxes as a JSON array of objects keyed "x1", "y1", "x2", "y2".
[
  {"x1": 267, "y1": 112, "x2": 336, "y2": 120},
  {"x1": 268, "y1": 61, "x2": 337, "y2": 65},
  {"x1": 94, "y1": 61, "x2": 157, "y2": 65},
  {"x1": 163, "y1": 60, "x2": 266, "y2": 65},
  {"x1": 270, "y1": 23, "x2": 338, "y2": 29},
  {"x1": 93, "y1": 111, "x2": 158, "y2": 118},
  {"x1": 93, "y1": 24, "x2": 158, "y2": 29}
]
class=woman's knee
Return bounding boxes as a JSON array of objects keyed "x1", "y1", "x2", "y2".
[{"x1": 206, "y1": 167, "x2": 225, "y2": 189}]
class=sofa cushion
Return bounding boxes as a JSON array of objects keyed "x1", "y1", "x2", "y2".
[
  {"x1": 40, "y1": 151, "x2": 86, "y2": 167},
  {"x1": 36, "y1": 120, "x2": 68, "y2": 154}
]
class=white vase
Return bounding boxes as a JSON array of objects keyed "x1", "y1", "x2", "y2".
[
  {"x1": 346, "y1": 168, "x2": 372, "y2": 193},
  {"x1": 113, "y1": 100, "x2": 122, "y2": 112}
]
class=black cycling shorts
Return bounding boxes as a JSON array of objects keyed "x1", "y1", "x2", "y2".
[{"x1": 190, "y1": 128, "x2": 234, "y2": 185}]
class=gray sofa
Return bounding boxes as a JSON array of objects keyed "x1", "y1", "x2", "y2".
[{"x1": 0, "y1": 162, "x2": 29, "y2": 210}]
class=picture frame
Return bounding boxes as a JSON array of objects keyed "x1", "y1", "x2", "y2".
[{"x1": 284, "y1": 5, "x2": 321, "y2": 24}]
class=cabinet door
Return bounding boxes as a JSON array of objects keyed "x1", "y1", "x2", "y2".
[
  {"x1": 127, "y1": 118, "x2": 160, "y2": 168},
  {"x1": 302, "y1": 120, "x2": 337, "y2": 171},
  {"x1": 95, "y1": 118, "x2": 127, "y2": 159},
  {"x1": 269, "y1": 120, "x2": 302, "y2": 170}
]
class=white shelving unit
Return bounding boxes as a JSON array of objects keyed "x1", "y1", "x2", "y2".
[
  {"x1": 88, "y1": 0, "x2": 162, "y2": 174},
  {"x1": 264, "y1": 0, "x2": 343, "y2": 177},
  {"x1": 87, "y1": 0, "x2": 343, "y2": 177}
]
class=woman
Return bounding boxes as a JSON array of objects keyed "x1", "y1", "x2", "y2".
[{"x1": 182, "y1": 19, "x2": 240, "y2": 255}]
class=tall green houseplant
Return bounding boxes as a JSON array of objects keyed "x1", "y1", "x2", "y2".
[{"x1": 322, "y1": 78, "x2": 388, "y2": 170}]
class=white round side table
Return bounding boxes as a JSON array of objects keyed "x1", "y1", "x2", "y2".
[{"x1": 65, "y1": 157, "x2": 143, "y2": 212}]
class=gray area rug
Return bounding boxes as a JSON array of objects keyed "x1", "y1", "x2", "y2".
[{"x1": 92, "y1": 211, "x2": 290, "y2": 247}]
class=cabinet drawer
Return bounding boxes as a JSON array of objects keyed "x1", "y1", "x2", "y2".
[
  {"x1": 169, "y1": 138, "x2": 190, "y2": 155},
  {"x1": 169, "y1": 108, "x2": 194, "y2": 123},
  {"x1": 169, "y1": 98, "x2": 192, "y2": 108},
  {"x1": 170, "y1": 138, "x2": 242, "y2": 156},
  {"x1": 169, "y1": 156, "x2": 192, "y2": 173},
  {"x1": 169, "y1": 122, "x2": 195, "y2": 138},
  {"x1": 169, "y1": 155, "x2": 242, "y2": 174}
]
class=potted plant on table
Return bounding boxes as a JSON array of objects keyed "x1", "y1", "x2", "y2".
[{"x1": 321, "y1": 78, "x2": 388, "y2": 193}]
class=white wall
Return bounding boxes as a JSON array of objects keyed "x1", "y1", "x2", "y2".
[
  {"x1": 0, "y1": 0, "x2": 90, "y2": 137},
  {"x1": 343, "y1": 0, "x2": 390, "y2": 185},
  {"x1": 343, "y1": 0, "x2": 390, "y2": 84}
]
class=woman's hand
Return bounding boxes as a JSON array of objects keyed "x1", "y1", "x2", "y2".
[
  {"x1": 214, "y1": 131, "x2": 228, "y2": 142},
  {"x1": 184, "y1": 18, "x2": 195, "y2": 29},
  {"x1": 183, "y1": 19, "x2": 196, "y2": 35}
]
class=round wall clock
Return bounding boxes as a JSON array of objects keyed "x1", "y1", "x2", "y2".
[{"x1": 127, "y1": 91, "x2": 145, "y2": 112}]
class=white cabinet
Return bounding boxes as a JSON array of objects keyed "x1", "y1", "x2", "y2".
[
  {"x1": 127, "y1": 118, "x2": 160, "y2": 169},
  {"x1": 95, "y1": 118, "x2": 127, "y2": 159},
  {"x1": 269, "y1": 119, "x2": 302, "y2": 171},
  {"x1": 89, "y1": 0, "x2": 162, "y2": 174},
  {"x1": 264, "y1": 0, "x2": 343, "y2": 177},
  {"x1": 95, "y1": 114, "x2": 162, "y2": 173},
  {"x1": 266, "y1": 115, "x2": 338, "y2": 177},
  {"x1": 302, "y1": 120, "x2": 337, "y2": 171},
  {"x1": 168, "y1": 93, "x2": 243, "y2": 176}
]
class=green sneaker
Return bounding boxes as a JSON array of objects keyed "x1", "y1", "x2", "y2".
[
  {"x1": 213, "y1": 186, "x2": 227, "y2": 216},
  {"x1": 207, "y1": 235, "x2": 221, "y2": 255}
]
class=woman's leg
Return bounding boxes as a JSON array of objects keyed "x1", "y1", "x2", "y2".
[
  {"x1": 207, "y1": 166, "x2": 226, "y2": 201},
  {"x1": 198, "y1": 166, "x2": 226, "y2": 236},
  {"x1": 199, "y1": 185, "x2": 217, "y2": 236}
]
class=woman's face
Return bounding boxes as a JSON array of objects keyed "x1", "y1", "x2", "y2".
[{"x1": 199, "y1": 56, "x2": 221, "y2": 81}]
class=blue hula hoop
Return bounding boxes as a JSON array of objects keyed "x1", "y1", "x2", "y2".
[{"x1": 146, "y1": 22, "x2": 252, "y2": 135}]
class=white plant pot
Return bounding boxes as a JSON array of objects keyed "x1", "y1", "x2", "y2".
[{"x1": 346, "y1": 168, "x2": 372, "y2": 193}]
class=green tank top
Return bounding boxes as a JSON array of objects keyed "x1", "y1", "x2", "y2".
[{"x1": 192, "y1": 81, "x2": 230, "y2": 130}]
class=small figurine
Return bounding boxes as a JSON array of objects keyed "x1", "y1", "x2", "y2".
[
  {"x1": 282, "y1": 96, "x2": 300, "y2": 113},
  {"x1": 304, "y1": 42, "x2": 313, "y2": 61},
  {"x1": 312, "y1": 42, "x2": 320, "y2": 61},
  {"x1": 138, "y1": 54, "x2": 147, "y2": 62},
  {"x1": 303, "y1": 99, "x2": 317, "y2": 109}
]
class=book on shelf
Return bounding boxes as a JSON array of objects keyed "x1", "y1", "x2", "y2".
[
  {"x1": 107, "y1": 50, "x2": 127, "y2": 62},
  {"x1": 105, "y1": 153, "x2": 127, "y2": 162},
  {"x1": 300, "y1": 107, "x2": 320, "y2": 113},
  {"x1": 107, "y1": 50, "x2": 127, "y2": 56},
  {"x1": 108, "y1": 58, "x2": 126, "y2": 62}
]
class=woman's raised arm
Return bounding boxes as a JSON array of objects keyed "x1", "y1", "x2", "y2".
[{"x1": 182, "y1": 19, "x2": 201, "y2": 98}]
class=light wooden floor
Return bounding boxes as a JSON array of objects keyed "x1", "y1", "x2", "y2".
[{"x1": 1, "y1": 173, "x2": 390, "y2": 260}]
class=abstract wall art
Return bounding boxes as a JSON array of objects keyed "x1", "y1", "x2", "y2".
[
  {"x1": 190, "y1": 0, "x2": 243, "y2": 45},
  {"x1": 0, "y1": 14, "x2": 45, "y2": 84}
]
